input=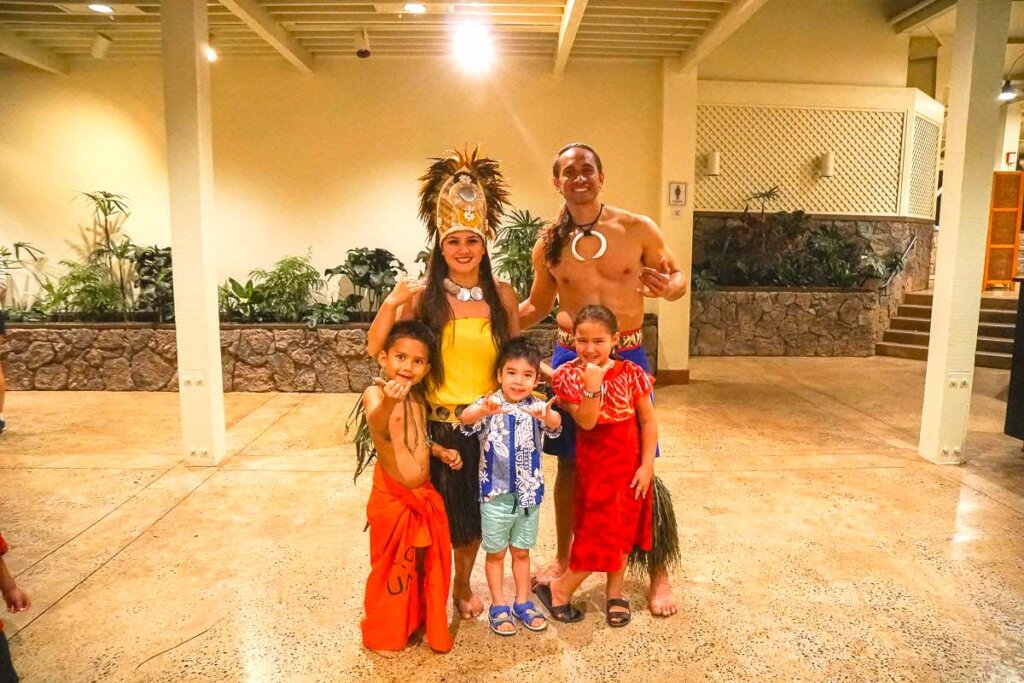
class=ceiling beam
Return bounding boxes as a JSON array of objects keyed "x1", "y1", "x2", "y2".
[
  {"x1": 0, "y1": 26, "x2": 68, "y2": 74},
  {"x1": 553, "y1": 0, "x2": 586, "y2": 74},
  {"x1": 218, "y1": 0, "x2": 314, "y2": 73},
  {"x1": 678, "y1": 0, "x2": 768, "y2": 72},
  {"x1": 888, "y1": 0, "x2": 957, "y2": 34}
]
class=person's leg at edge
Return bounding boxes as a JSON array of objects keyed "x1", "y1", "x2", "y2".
[
  {"x1": 453, "y1": 540, "x2": 483, "y2": 619},
  {"x1": 510, "y1": 546, "x2": 544, "y2": 629},
  {"x1": 535, "y1": 457, "x2": 575, "y2": 584},
  {"x1": 606, "y1": 559, "x2": 630, "y2": 622},
  {"x1": 0, "y1": 352, "x2": 7, "y2": 434},
  {"x1": 548, "y1": 567, "x2": 589, "y2": 609},
  {"x1": 484, "y1": 547, "x2": 514, "y2": 633}
]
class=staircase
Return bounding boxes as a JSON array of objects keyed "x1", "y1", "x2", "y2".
[{"x1": 876, "y1": 292, "x2": 1017, "y2": 369}]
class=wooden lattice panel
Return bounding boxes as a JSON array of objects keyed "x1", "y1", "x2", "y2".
[
  {"x1": 984, "y1": 172, "x2": 1023, "y2": 290},
  {"x1": 696, "y1": 105, "x2": 905, "y2": 214},
  {"x1": 908, "y1": 116, "x2": 940, "y2": 219}
]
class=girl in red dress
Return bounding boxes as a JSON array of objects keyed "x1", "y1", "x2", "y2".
[{"x1": 534, "y1": 304, "x2": 656, "y2": 627}]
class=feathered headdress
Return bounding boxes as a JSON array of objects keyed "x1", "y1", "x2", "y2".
[{"x1": 418, "y1": 146, "x2": 509, "y2": 242}]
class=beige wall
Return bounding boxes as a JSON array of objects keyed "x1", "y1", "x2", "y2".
[
  {"x1": 699, "y1": 0, "x2": 909, "y2": 87},
  {"x1": 0, "y1": 57, "x2": 661, "y2": 289}
]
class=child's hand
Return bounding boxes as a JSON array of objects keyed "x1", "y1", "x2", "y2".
[
  {"x1": 373, "y1": 376, "x2": 411, "y2": 402},
  {"x1": 3, "y1": 586, "x2": 30, "y2": 614},
  {"x1": 482, "y1": 392, "x2": 506, "y2": 415},
  {"x1": 524, "y1": 397, "x2": 557, "y2": 422},
  {"x1": 582, "y1": 359, "x2": 613, "y2": 391},
  {"x1": 384, "y1": 277, "x2": 427, "y2": 307},
  {"x1": 434, "y1": 446, "x2": 463, "y2": 470},
  {"x1": 630, "y1": 464, "x2": 653, "y2": 500}
]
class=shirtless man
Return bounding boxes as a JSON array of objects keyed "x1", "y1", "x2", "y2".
[{"x1": 519, "y1": 143, "x2": 687, "y2": 616}]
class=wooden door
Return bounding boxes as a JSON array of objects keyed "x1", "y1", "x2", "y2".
[{"x1": 984, "y1": 171, "x2": 1024, "y2": 291}]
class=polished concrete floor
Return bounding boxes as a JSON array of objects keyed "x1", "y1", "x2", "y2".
[{"x1": 0, "y1": 357, "x2": 1022, "y2": 682}]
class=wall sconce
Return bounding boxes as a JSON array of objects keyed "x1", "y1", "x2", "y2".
[
  {"x1": 90, "y1": 32, "x2": 112, "y2": 59},
  {"x1": 204, "y1": 34, "x2": 218, "y2": 62},
  {"x1": 705, "y1": 150, "x2": 721, "y2": 176},
  {"x1": 818, "y1": 152, "x2": 834, "y2": 178}
]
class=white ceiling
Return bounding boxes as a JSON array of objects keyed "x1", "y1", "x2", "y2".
[{"x1": 0, "y1": 0, "x2": 738, "y2": 62}]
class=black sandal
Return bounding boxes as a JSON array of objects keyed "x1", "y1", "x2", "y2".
[
  {"x1": 606, "y1": 598, "x2": 631, "y2": 627},
  {"x1": 533, "y1": 583, "x2": 585, "y2": 623}
]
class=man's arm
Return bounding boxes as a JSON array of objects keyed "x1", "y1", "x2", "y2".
[
  {"x1": 637, "y1": 215, "x2": 687, "y2": 302},
  {"x1": 519, "y1": 241, "x2": 558, "y2": 330}
]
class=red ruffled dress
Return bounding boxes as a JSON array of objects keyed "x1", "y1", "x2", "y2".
[{"x1": 552, "y1": 359, "x2": 655, "y2": 572}]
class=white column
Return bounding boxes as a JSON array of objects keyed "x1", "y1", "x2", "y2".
[
  {"x1": 996, "y1": 101, "x2": 1023, "y2": 169},
  {"x1": 920, "y1": 0, "x2": 1011, "y2": 465},
  {"x1": 161, "y1": 0, "x2": 227, "y2": 465},
  {"x1": 657, "y1": 61, "x2": 697, "y2": 384}
]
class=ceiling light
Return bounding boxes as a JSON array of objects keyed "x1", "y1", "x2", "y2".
[
  {"x1": 403, "y1": 3, "x2": 427, "y2": 12},
  {"x1": 999, "y1": 79, "x2": 1016, "y2": 101},
  {"x1": 87, "y1": 4, "x2": 114, "y2": 13},
  {"x1": 205, "y1": 34, "x2": 218, "y2": 62},
  {"x1": 452, "y1": 22, "x2": 493, "y2": 74}
]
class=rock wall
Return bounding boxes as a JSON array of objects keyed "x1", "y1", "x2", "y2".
[
  {"x1": 1, "y1": 319, "x2": 659, "y2": 391},
  {"x1": 689, "y1": 289, "x2": 881, "y2": 356}
]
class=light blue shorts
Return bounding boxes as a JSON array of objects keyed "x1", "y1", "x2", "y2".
[{"x1": 480, "y1": 493, "x2": 540, "y2": 553}]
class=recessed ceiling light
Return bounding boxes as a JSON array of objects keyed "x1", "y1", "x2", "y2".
[
  {"x1": 452, "y1": 22, "x2": 493, "y2": 74},
  {"x1": 88, "y1": 4, "x2": 114, "y2": 13},
  {"x1": 403, "y1": 3, "x2": 427, "y2": 12}
]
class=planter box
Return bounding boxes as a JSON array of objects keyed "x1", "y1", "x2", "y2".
[
  {"x1": 690, "y1": 288, "x2": 885, "y2": 356},
  {"x1": 0, "y1": 316, "x2": 659, "y2": 392}
]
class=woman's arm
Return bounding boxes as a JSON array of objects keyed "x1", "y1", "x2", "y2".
[{"x1": 366, "y1": 280, "x2": 424, "y2": 356}]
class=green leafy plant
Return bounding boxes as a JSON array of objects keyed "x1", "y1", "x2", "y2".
[
  {"x1": 249, "y1": 254, "x2": 324, "y2": 322},
  {"x1": 0, "y1": 242, "x2": 49, "y2": 312},
  {"x1": 414, "y1": 249, "x2": 430, "y2": 278},
  {"x1": 219, "y1": 277, "x2": 266, "y2": 322},
  {"x1": 134, "y1": 245, "x2": 174, "y2": 323},
  {"x1": 35, "y1": 260, "x2": 122, "y2": 321},
  {"x1": 325, "y1": 247, "x2": 405, "y2": 314},
  {"x1": 304, "y1": 300, "x2": 351, "y2": 328},
  {"x1": 493, "y1": 208, "x2": 544, "y2": 298},
  {"x1": 77, "y1": 191, "x2": 137, "y2": 319}
]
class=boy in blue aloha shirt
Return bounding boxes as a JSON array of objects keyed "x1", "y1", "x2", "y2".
[{"x1": 461, "y1": 337, "x2": 561, "y2": 637}]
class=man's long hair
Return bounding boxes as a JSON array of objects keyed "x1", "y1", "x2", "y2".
[{"x1": 541, "y1": 143, "x2": 604, "y2": 266}]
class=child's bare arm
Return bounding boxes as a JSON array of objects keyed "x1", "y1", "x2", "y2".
[
  {"x1": 631, "y1": 395, "x2": 657, "y2": 499},
  {"x1": 363, "y1": 379, "x2": 409, "y2": 432},
  {"x1": 0, "y1": 557, "x2": 30, "y2": 614},
  {"x1": 460, "y1": 393, "x2": 503, "y2": 425}
]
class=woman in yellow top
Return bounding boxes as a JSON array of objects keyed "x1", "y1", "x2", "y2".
[{"x1": 368, "y1": 148, "x2": 520, "y2": 620}]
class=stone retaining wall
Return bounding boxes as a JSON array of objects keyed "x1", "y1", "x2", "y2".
[
  {"x1": 690, "y1": 289, "x2": 881, "y2": 356},
  {"x1": 0, "y1": 318, "x2": 659, "y2": 392}
]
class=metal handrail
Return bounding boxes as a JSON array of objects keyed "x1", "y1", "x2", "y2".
[{"x1": 880, "y1": 234, "x2": 918, "y2": 291}]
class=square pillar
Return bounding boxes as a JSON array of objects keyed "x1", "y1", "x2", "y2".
[
  {"x1": 657, "y1": 61, "x2": 697, "y2": 384},
  {"x1": 920, "y1": 0, "x2": 1012, "y2": 464},
  {"x1": 161, "y1": 0, "x2": 227, "y2": 465}
]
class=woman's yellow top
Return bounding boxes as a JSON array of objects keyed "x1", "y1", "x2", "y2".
[{"x1": 426, "y1": 318, "x2": 499, "y2": 423}]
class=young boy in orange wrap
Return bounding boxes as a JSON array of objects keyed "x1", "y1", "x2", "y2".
[{"x1": 353, "y1": 320, "x2": 456, "y2": 655}]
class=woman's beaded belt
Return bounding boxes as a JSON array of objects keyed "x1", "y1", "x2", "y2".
[
  {"x1": 556, "y1": 325, "x2": 644, "y2": 351},
  {"x1": 427, "y1": 403, "x2": 471, "y2": 423}
]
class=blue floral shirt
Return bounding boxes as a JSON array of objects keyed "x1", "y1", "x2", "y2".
[{"x1": 462, "y1": 394, "x2": 561, "y2": 508}]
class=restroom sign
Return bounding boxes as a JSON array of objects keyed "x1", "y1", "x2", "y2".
[{"x1": 669, "y1": 182, "x2": 686, "y2": 206}]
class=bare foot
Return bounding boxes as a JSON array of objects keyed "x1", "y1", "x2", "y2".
[
  {"x1": 648, "y1": 567, "x2": 678, "y2": 617},
  {"x1": 532, "y1": 559, "x2": 568, "y2": 586},
  {"x1": 453, "y1": 585, "x2": 484, "y2": 619},
  {"x1": 368, "y1": 648, "x2": 402, "y2": 659}
]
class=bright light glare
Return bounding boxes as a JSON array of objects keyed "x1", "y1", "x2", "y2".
[
  {"x1": 88, "y1": 4, "x2": 114, "y2": 13},
  {"x1": 452, "y1": 23, "x2": 493, "y2": 74},
  {"x1": 404, "y1": 3, "x2": 427, "y2": 13},
  {"x1": 204, "y1": 45, "x2": 218, "y2": 62}
]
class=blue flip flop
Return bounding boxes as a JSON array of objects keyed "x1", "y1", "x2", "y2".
[
  {"x1": 488, "y1": 605, "x2": 518, "y2": 637},
  {"x1": 512, "y1": 600, "x2": 548, "y2": 632}
]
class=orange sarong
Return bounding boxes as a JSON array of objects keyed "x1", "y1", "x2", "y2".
[{"x1": 361, "y1": 465, "x2": 453, "y2": 653}]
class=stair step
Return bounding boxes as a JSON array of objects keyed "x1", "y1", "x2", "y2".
[
  {"x1": 890, "y1": 317, "x2": 932, "y2": 331},
  {"x1": 882, "y1": 329, "x2": 1014, "y2": 353},
  {"x1": 981, "y1": 297, "x2": 1020, "y2": 311},
  {"x1": 876, "y1": 342, "x2": 929, "y2": 360},
  {"x1": 875, "y1": 342, "x2": 1013, "y2": 369},
  {"x1": 903, "y1": 292, "x2": 934, "y2": 306},
  {"x1": 979, "y1": 309, "x2": 1017, "y2": 324},
  {"x1": 979, "y1": 322, "x2": 1016, "y2": 339},
  {"x1": 898, "y1": 304, "x2": 933, "y2": 319}
]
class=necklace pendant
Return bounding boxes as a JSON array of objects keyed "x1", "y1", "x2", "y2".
[
  {"x1": 470, "y1": 286, "x2": 483, "y2": 301},
  {"x1": 456, "y1": 288, "x2": 471, "y2": 302}
]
